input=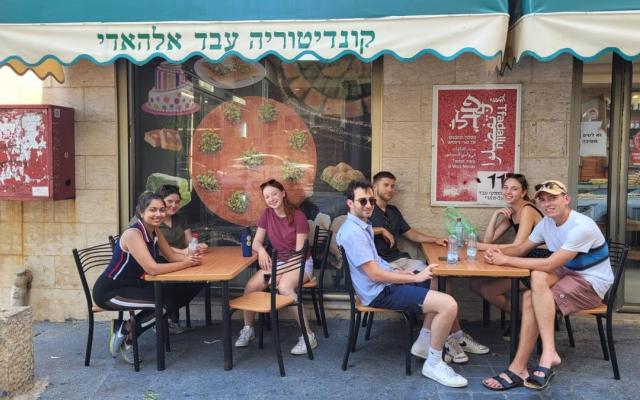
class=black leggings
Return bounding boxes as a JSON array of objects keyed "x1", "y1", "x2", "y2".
[{"x1": 93, "y1": 276, "x2": 203, "y2": 335}]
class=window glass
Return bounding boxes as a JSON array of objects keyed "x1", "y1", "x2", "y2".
[{"x1": 131, "y1": 55, "x2": 372, "y2": 290}]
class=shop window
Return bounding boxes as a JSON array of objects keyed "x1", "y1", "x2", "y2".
[{"x1": 130, "y1": 55, "x2": 372, "y2": 291}]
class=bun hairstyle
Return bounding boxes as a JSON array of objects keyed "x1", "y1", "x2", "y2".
[
  {"x1": 260, "y1": 179, "x2": 296, "y2": 225},
  {"x1": 504, "y1": 173, "x2": 531, "y2": 202},
  {"x1": 135, "y1": 191, "x2": 165, "y2": 218}
]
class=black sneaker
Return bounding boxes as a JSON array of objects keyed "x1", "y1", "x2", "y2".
[{"x1": 502, "y1": 324, "x2": 511, "y2": 341}]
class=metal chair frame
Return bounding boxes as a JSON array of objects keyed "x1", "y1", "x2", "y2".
[
  {"x1": 230, "y1": 242, "x2": 312, "y2": 377},
  {"x1": 339, "y1": 246, "x2": 414, "y2": 375},
  {"x1": 304, "y1": 226, "x2": 333, "y2": 338},
  {"x1": 563, "y1": 241, "x2": 628, "y2": 379}
]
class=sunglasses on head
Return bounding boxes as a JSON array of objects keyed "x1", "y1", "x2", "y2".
[
  {"x1": 355, "y1": 197, "x2": 377, "y2": 206},
  {"x1": 534, "y1": 181, "x2": 566, "y2": 192}
]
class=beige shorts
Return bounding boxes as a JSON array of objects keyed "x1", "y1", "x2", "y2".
[
  {"x1": 552, "y1": 267, "x2": 603, "y2": 316},
  {"x1": 389, "y1": 257, "x2": 426, "y2": 272}
]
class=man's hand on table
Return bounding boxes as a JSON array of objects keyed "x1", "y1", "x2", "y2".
[{"x1": 484, "y1": 248, "x2": 508, "y2": 265}]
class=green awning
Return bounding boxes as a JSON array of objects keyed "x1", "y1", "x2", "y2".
[
  {"x1": 0, "y1": 0, "x2": 509, "y2": 66},
  {"x1": 509, "y1": 0, "x2": 640, "y2": 62}
]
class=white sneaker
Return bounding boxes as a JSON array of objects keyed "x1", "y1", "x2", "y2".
[
  {"x1": 410, "y1": 339, "x2": 428, "y2": 359},
  {"x1": 108, "y1": 319, "x2": 126, "y2": 357},
  {"x1": 444, "y1": 337, "x2": 469, "y2": 364},
  {"x1": 119, "y1": 341, "x2": 142, "y2": 365},
  {"x1": 422, "y1": 360, "x2": 468, "y2": 388},
  {"x1": 234, "y1": 326, "x2": 255, "y2": 347},
  {"x1": 458, "y1": 333, "x2": 490, "y2": 354},
  {"x1": 290, "y1": 333, "x2": 318, "y2": 355}
]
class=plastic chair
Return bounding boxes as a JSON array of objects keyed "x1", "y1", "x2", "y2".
[
  {"x1": 229, "y1": 242, "x2": 313, "y2": 377},
  {"x1": 73, "y1": 241, "x2": 142, "y2": 371},
  {"x1": 339, "y1": 246, "x2": 414, "y2": 376},
  {"x1": 563, "y1": 241, "x2": 628, "y2": 379},
  {"x1": 303, "y1": 226, "x2": 333, "y2": 338}
]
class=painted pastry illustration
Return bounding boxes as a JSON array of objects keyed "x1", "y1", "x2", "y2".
[
  {"x1": 194, "y1": 56, "x2": 266, "y2": 89},
  {"x1": 142, "y1": 62, "x2": 200, "y2": 116},
  {"x1": 280, "y1": 55, "x2": 371, "y2": 118},
  {"x1": 192, "y1": 96, "x2": 317, "y2": 226},
  {"x1": 144, "y1": 128, "x2": 183, "y2": 151},
  {"x1": 321, "y1": 162, "x2": 365, "y2": 192}
]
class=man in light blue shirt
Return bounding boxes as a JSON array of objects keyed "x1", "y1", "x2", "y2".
[{"x1": 337, "y1": 180, "x2": 467, "y2": 388}]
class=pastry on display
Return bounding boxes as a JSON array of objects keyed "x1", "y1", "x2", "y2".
[
  {"x1": 144, "y1": 128, "x2": 183, "y2": 151},
  {"x1": 280, "y1": 55, "x2": 371, "y2": 118},
  {"x1": 192, "y1": 96, "x2": 317, "y2": 226},
  {"x1": 194, "y1": 56, "x2": 266, "y2": 89},
  {"x1": 142, "y1": 62, "x2": 200, "y2": 116},
  {"x1": 321, "y1": 162, "x2": 366, "y2": 192}
]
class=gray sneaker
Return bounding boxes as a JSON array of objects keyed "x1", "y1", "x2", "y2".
[
  {"x1": 108, "y1": 319, "x2": 126, "y2": 357},
  {"x1": 234, "y1": 326, "x2": 255, "y2": 347},
  {"x1": 120, "y1": 340, "x2": 142, "y2": 365}
]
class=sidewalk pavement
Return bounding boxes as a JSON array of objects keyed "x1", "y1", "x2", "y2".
[{"x1": 27, "y1": 314, "x2": 639, "y2": 400}]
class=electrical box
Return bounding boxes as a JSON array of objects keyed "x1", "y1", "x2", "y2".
[{"x1": 0, "y1": 105, "x2": 75, "y2": 200}]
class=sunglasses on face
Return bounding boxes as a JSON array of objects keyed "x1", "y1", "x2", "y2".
[
  {"x1": 534, "y1": 181, "x2": 566, "y2": 192},
  {"x1": 355, "y1": 197, "x2": 377, "y2": 207}
]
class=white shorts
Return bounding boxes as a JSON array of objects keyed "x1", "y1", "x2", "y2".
[{"x1": 276, "y1": 257, "x2": 314, "y2": 280}]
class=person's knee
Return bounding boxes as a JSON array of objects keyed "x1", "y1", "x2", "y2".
[
  {"x1": 530, "y1": 270, "x2": 550, "y2": 291},
  {"x1": 521, "y1": 289, "x2": 533, "y2": 308}
]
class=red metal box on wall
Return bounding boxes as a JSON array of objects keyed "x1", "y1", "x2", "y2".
[{"x1": 0, "y1": 105, "x2": 75, "y2": 200}]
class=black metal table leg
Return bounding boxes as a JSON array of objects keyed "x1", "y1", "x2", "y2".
[
  {"x1": 205, "y1": 284, "x2": 212, "y2": 326},
  {"x1": 222, "y1": 281, "x2": 233, "y2": 370},
  {"x1": 154, "y1": 281, "x2": 165, "y2": 371},
  {"x1": 438, "y1": 277, "x2": 446, "y2": 293},
  {"x1": 509, "y1": 278, "x2": 519, "y2": 361}
]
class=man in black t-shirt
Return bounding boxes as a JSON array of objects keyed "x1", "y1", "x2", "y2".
[
  {"x1": 371, "y1": 172, "x2": 445, "y2": 272},
  {"x1": 371, "y1": 171, "x2": 490, "y2": 363}
]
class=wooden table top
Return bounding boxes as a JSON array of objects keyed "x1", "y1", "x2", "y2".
[
  {"x1": 145, "y1": 246, "x2": 257, "y2": 282},
  {"x1": 421, "y1": 243, "x2": 530, "y2": 278}
]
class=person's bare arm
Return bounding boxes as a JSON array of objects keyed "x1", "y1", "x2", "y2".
[
  {"x1": 483, "y1": 208, "x2": 512, "y2": 243},
  {"x1": 252, "y1": 227, "x2": 271, "y2": 271},
  {"x1": 485, "y1": 247, "x2": 576, "y2": 273},
  {"x1": 361, "y1": 260, "x2": 435, "y2": 284},
  {"x1": 403, "y1": 228, "x2": 446, "y2": 246},
  {"x1": 122, "y1": 229, "x2": 199, "y2": 275},
  {"x1": 373, "y1": 227, "x2": 395, "y2": 248}
]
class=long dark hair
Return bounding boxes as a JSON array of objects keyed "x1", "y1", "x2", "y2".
[
  {"x1": 135, "y1": 192, "x2": 165, "y2": 219},
  {"x1": 504, "y1": 173, "x2": 532, "y2": 202},
  {"x1": 260, "y1": 179, "x2": 296, "y2": 225}
]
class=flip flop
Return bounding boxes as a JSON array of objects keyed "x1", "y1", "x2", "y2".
[
  {"x1": 482, "y1": 369, "x2": 525, "y2": 391},
  {"x1": 524, "y1": 366, "x2": 555, "y2": 390}
]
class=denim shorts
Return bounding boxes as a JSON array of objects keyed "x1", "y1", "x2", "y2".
[{"x1": 369, "y1": 280, "x2": 431, "y2": 314}]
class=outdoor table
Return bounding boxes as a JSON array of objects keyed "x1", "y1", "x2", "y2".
[
  {"x1": 421, "y1": 243, "x2": 530, "y2": 361},
  {"x1": 145, "y1": 246, "x2": 257, "y2": 371}
]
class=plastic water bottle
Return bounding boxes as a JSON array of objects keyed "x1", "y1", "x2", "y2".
[
  {"x1": 455, "y1": 217, "x2": 464, "y2": 249},
  {"x1": 447, "y1": 234, "x2": 458, "y2": 265},
  {"x1": 188, "y1": 233, "x2": 199, "y2": 256},
  {"x1": 467, "y1": 231, "x2": 477, "y2": 261}
]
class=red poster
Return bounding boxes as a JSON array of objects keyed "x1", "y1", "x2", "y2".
[{"x1": 431, "y1": 85, "x2": 521, "y2": 206}]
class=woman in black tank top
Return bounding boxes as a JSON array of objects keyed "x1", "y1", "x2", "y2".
[{"x1": 471, "y1": 174, "x2": 544, "y2": 331}]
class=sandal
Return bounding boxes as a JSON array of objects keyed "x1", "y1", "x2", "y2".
[
  {"x1": 482, "y1": 369, "x2": 524, "y2": 391},
  {"x1": 524, "y1": 366, "x2": 555, "y2": 390}
]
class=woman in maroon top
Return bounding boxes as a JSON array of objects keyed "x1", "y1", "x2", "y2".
[{"x1": 234, "y1": 179, "x2": 317, "y2": 355}]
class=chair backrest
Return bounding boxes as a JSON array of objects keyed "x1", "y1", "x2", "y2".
[
  {"x1": 312, "y1": 226, "x2": 333, "y2": 273},
  {"x1": 73, "y1": 241, "x2": 114, "y2": 310},
  {"x1": 338, "y1": 246, "x2": 357, "y2": 312},
  {"x1": 605, "y1": 241, "x2": 629, "y2": 312},
  {"x1": 269, "y1": 241, "x2": 309, "y2": 307},
  {"x1": 108, "y1": 234, "x2": 119, "y2": 250}
]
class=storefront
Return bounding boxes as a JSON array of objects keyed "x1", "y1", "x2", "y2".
[
  {"x1": 509, "y1": 0, "x2": 640, "y2": 310},
  {"x1": 4, "y1": 1, "x2": 635, "y2": 319}
]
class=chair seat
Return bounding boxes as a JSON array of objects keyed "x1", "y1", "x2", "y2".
[
  {"x1": 230, "y1": 291, "x2": 296, "y2": 313},
  {"x1": 302, "y1": 277, "x2": 317, "y2": 288},
  {"x1": 92, "y1": 305, "x2": 106, "y2": 313},
  {"x1": 574, "y1": 304, "x2": 607, "y2": 315},
  {"x1": 355, "y1": 298, "x2": 400, "y2": 313}
]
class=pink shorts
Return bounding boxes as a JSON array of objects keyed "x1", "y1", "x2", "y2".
[{"x1": 551, "y1": 267, "x2": 603, "y2": 316}]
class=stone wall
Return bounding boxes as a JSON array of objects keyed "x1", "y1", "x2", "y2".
[
  {"x1": 381, "y1": 53, "x2": 574, "y2": 319},
  {"x1": 0, "y1": 61, "x2": 119, "y2": 321}
]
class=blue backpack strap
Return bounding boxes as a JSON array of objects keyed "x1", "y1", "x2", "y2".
[{"x1": 564, "y1": 242, "x2": 609, "y2": 271}]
